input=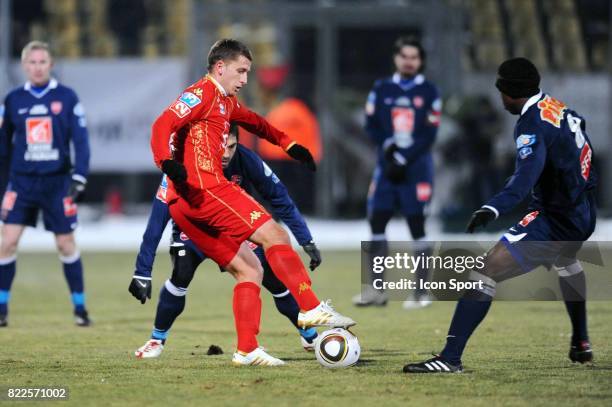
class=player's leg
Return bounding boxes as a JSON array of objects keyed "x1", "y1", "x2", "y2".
[
  {"x1": 225, "y1": 243, "x2": 284, "y2": 366},
  {"x1": 256, "y1": 247, "x2": 318, "y2": 350},
  {"x1": 153, "y1": 246, "x2": 202, "y2": 341},
  {"x1": 555, "y1": 259, "x2": 592, "y2": 363},
  {"x1": 403, "y1": 241, "x2": 523, "y2": 373},
  {"x1": 169, "y1": 201, "x2": 282, "y2": 365},
  {"x1": 1, "y1": 179, "x2": 38, "y2": 326},
  {"x1": 136, "y1": 244, "x2": 202, "y2": 359},
  {"x1": 54, "y1": 233, "x2": 90, "y2": 326},
  {"x1": 402, "y1": 214, "x2": 434, "y2": 309},
  {"x1": 353, "y1": 210, "x2": 393, "y2": 306},
  {"x1": 400, "y1": 180, "x2": 433, "y2": 310},
  {"x1": 0, "y1": 224, "x2": 26, "y2": 326},
  {"x1": 251, "y1": 219, "x2": 355, "y2": 328},
  {"x1": 354, "y1": 169, "x2": 394, "y2": 306}
]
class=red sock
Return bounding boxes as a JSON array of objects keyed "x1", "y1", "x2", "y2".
[
  {"x1": 265, "y1": 244, "x2": 320, "y2": 311},
  {"x1": 233, "y1": 282, "x2": 261, "y2": 353}
]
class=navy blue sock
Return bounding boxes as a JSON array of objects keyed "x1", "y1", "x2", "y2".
[
  {"x1": 440, "y1": 289, "x2": 493, "y2": 364},
  {"x1": 0, "y1": 256, "x2": 17, "y2": 316},
  {"x1": 61, "y1": 253, "x2": 86, "y2": 313},
  {"x1": 272, "y1": 291, "x2": 300, "y2": 328},
  {"x1": 558, "y1": 272, "x2": 588, "y2": 344},
  {"x1": 152, "y1": 281, "x2": 186, "y2": 343}
]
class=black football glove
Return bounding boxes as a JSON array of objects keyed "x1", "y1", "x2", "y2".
[
  {"x1": 287, "y1": 143, "x2": 316, "y2": 172},
  {"x1": 302, "y1": 241, "x2": 322, "y2": 271},
  {"x1": 68, "y1": 178, "x2": 86, "y2": 202},
  {"x1": 129, "y1": 276, "x2": 152, "y2": 304},
  {"x1": 383, "y1": 143, "x2": 407, "y2": 184},
  {"x1": 466, "y1": 208, "x2": 497, "y2": 233},
  {"x1": 161, "y1": 159, "x2": 187, "y2": 183}
]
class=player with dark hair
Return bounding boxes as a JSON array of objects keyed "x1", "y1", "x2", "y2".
[
  {"x1": 0, "y1": 41, "x2": 91, "y2": 327},
  {"x1": 354, "y1": 37, "x2": 441, "y2": 309},
  {"x1": 403, "y1": 57, "x2": 597, "y2": 373},
  {"x1": 150, "y1": 38, "x2": 354, "y2": 366},
  {"x1": 130, "y1": 124, "x2": 321, "y2": 358}
]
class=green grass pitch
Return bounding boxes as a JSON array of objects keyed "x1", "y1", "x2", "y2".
[{"x1": 1, "y1": 251, "x2": 611, "y2": 406}]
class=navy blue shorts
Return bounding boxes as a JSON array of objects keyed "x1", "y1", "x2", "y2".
[
  {"x1": 1, "y1": 174, "x2": 77, "y2": 234},
  {"x1": 367, "y1": 166, "x2": 433, "y2": 217},
  {"x1": 500, "y1": 198, "x2": 596, "y2": 271}
]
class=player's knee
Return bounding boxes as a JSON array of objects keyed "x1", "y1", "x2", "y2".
[
  {"x1": 55, "y1": 234, "x2": 77, "y2": 257},
  {"x1": 262, "y1": 222, "x2": 290, "y2": 247},
  {"x1": 0, "y1": 240, "x2": 18, "y2": 258}
]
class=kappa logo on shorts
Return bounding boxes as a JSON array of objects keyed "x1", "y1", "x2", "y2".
[
  {"x1": 250, "y1": 210, "x2": 263, "y2": 224},
  {"x1": 298, "y1": 282, "x2": 311, "y2": 295},
  {"x1": 519, "y1": 210, "x2": 539, "y2": 227}
]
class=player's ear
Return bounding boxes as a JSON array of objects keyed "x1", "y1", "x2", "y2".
[{"x1": 216, "y1": 60, "x2": 225, "y2": 76}]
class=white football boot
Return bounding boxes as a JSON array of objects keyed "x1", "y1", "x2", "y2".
[
  {"x1": 232, "y1": 347, "x2": 285, "y2": 366},
  {"x1": 298, "y1": 300, "x2": 356, "y2": 329},
  {"x1": 135, "y1": 339, "x2": 164, "y2": 359}
]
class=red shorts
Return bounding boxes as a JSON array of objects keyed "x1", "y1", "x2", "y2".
[{"x1": 168, "y1": 181, "x2": 271, "y2": 267}]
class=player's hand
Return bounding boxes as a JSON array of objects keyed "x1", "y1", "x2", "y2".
[
  {"x1": 161, "y1": 159, "x2": 187, "y2": 183},
  {"x1": 383, "y1": 143, "x2": 407, "y2": 184},
  {"x1": 129, "y1": 276, "x2": 152, "y2": 304},
  {"x1": 287, "y1": 144, "x2": 316, "y2": 172},
  {"x1": 68, "y1": 178, "x2": 86, "y2": 202},
  {"x1": 466, "y1": 208, "x2": 497, "y2": 233},
  {"x1": 302, "y1": 241, "x2": 322, "y2": 271}
]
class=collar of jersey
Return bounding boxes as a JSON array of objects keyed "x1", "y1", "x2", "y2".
[
  {"x1": 24, "y1": 78, "x2": 58, "y2": 99},
  {"x1": 392, "y1": 73, "x2": 424, "y2": 91},
  {"x1": 206, "y1": 74, "x2": 227, "y2": 97},
  {"x1": 520, "y1": 90, "x2": 543, "y2": 116}
]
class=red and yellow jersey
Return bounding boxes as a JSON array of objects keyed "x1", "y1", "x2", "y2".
[{"x1": 150, "y1": 75, "x2": 293, "y2": 198}]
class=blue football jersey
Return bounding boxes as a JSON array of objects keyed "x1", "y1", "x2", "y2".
[
  {"x1": 365, "y1": 73, "x2": 441, "y2": 170},
  {"x1": 0, "y1": 78, "x2": 90, "y2": 184},
  {"x1": 484, "y1": 92, "x2": 596, "y2": 229}
]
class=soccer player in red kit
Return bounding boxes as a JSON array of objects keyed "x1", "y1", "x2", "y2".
[{"x1": 150, "y1": 39, "x2": 355, "y2": 366}]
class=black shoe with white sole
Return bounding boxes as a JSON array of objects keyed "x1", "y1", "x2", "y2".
[{"x1": 403, "y1": 355, "x2": 463, "y2": 373}]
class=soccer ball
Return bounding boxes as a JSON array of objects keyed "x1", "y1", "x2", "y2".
[{"x1": 314, "y1": 328, "x2": 360, "y2": 368}]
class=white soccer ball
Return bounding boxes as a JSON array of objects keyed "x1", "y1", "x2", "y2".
[{"x1": 314, "y1": 328, "x2": 360, "y2": 368}]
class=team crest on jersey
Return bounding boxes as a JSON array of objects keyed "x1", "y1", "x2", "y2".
[
  {"x1": 179, "y1": 232, "x2": 189, "y2": 241},
  {"x1": 156, "y1": 177, "x2": 168, "y2": 203},
  {"x1": 250, "y1": 210, "x2": 263, "y2": 224},
  {"x1": 179, "y1": 92, "x2": 201, "y2": 108},
  {"x1": 51, "y1": 101, "x2": 63, "y2": 114},
  {"x1": 170, "y1": 100, "x2": 191, "y2": 118},
  {"x1": 412, "y1": 96, "x2": 423, "y2": 108},
  {"x1": 219, "y1": 102, "x2": 226, "y2": 115},
  {"x1": 231, "y1": 175, "x2": 242, "y2": 185},
  {"x1": 516, "y1": 134, "x2": 536, "y2": 149},
  {"x1": 519, "y1": 211, "x2": 539, "y2": 227},
  {"x1": 537, "y1": 96, "x2": 566, "y2": 128}
]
